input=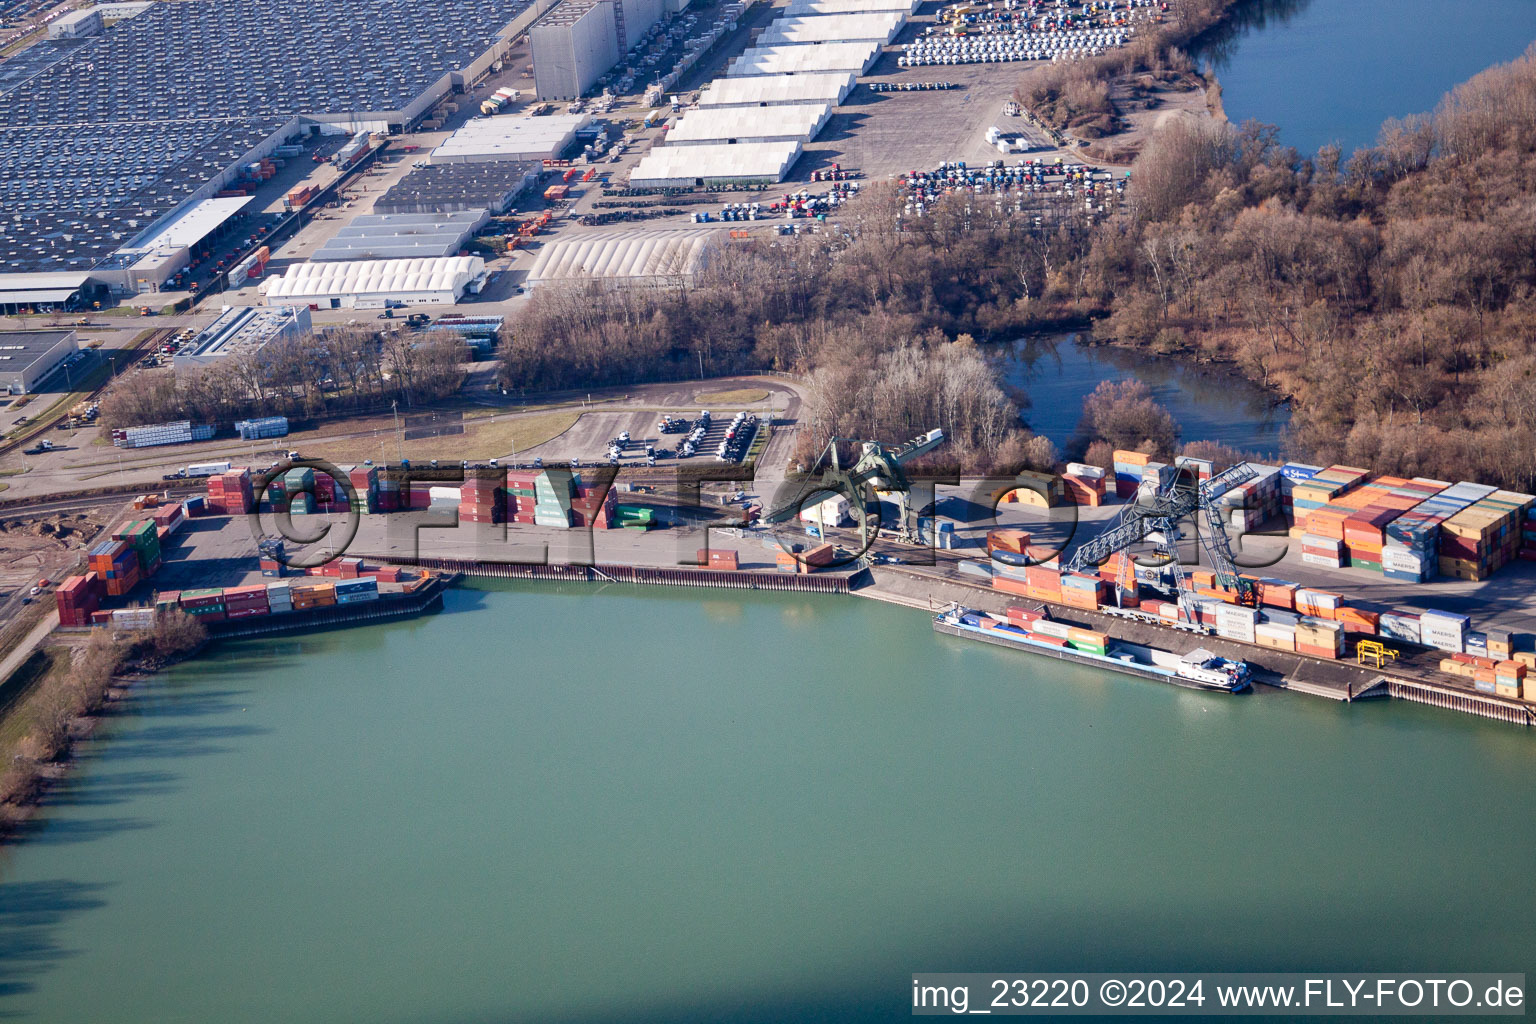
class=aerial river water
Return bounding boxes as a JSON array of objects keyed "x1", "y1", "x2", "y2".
[
  {"x1": 3, "y1": 582, "x2": 1535, "y2": 1022},
  {"x1": 1196, "y1": 0, "x2": 1536, "y2": 155}
]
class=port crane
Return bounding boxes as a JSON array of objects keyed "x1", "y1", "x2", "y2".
[
  {"x1": 1063, "y1": 461, "x2": 1258, "y2": 624},
  {"x1": 761, "y1": 428, "x2": 946, "y2": 544}
]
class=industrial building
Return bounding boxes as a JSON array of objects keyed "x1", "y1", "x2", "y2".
[
  {"x1": 311, "y1": 211, "x2": 490, "y2": 262},
  {"x1": 0, "y1": 330, "x2": 79, "y2": 395},
  {"x1": 629, "y1": 140, "x2": 802, "y2": 187},
  {"x1": 663, "y1": 103, "x2": 831, "y2": 145},
  {"x1": 47, "y1": 8, "x2": 104, "y2": 38},
  {"x1": 0, "y1": 0, "x2": 550, "y2": 301},
  {"x1": 695, "y1": 71, "x2": 855, "y2": 108},
  {"x1": 173, "y1": 306, "x2": 312, "y2": 375},
  {"x1": 430, "y1": 114, "x2": 591, "y2": 163},
  {"x1": 727, "y1": 41, "x2": 883, "y2": 76},
  {"x1": 0, "y1": 273, "x2": 106, "y2": 315},
  {"x1": 525, "y1": 230, "x2": 719, "y2": 288},
  {"x1": 263, "y1": 256, "x2": 488, "y2": 308},
  {"x1": 531, "y1": 0, "x2": 663, "y2": 99},
  {"x1": 374, "y1": 162, "x2": 541, "y2": 214},
  {"x1": 755, "y1": 12, "x2": 905, "y2": 45},
  {"x1": 783, "y1": 0, "x2": 920, "y2": 14}
]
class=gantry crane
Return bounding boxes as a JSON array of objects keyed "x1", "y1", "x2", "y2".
[
  {"x1": 1064, "y1": 461, "x2": 1258, "y2": 624},
  {"x1": 761, "y1": 428, "x2": 946, "y2": 544}
]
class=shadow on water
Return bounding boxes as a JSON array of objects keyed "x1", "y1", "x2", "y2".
[
  {"x1": 0, "y1": 880, "x2": 109, "y2": 1005},
  {"x1": 1188, "y1": 0, "x2": 1314, "y2": 69}
]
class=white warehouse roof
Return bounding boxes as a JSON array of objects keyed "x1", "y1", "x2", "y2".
[
  {"x1": 664, "y1": 103, "x2": 831, "y2": 145},
  {"x1": 696, "y1": 72, "x2": 855, "y2": 108},
  {"x1": 629, "y1": 140, "x2": 803, "y2": 187},
  {"x1": 263, "y1": 256, "x2": 486, "y2": 303},
  {"x1": 784, "y1": 0, "x2": 920, "y2": 13},
  {"x1": 430, "y1": 114, "x2": 591, "y2": 163},
  {"x1": 755, "y1": 12, "x2": 905, "y2": 45},
  {"x1": 727, "y1": 41, "x2": 883, "y2": 76},
  {"x1": 526, "y1": 229, "x2": 721, "y2": 287}
]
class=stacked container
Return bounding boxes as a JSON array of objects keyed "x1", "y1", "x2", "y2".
[
  {"x1": 1254, "y1": 616, "x2": 1296, "y2": 652},
  {"x1": 207, "y1": 469, "x2": 254, "y2": 515},
  {"x1": 149, "y1": 502, "x2": 185, "y2": 538},
  {"x1": 1419, "y1": 609, "x2": 1470, "y2": 652},
  {"x1": 223, "y1": 584, "x2": 270, "y2": 620},
  {"x1": 460, "y1": 473, "x2": 505, "y2": 524},
  {"x1": 178, "y1": 589, "x2": 227, "y2": 622},
  {"x1": 266, "y1": 580, "x2": 294, "y2": 614},
  {"x1": 290, "y1": 582, "x2": 337, "y2": 610},
  {"x1": 612, "y1": 505, "x2": 655, "y2": 530},
  {"x1": 1383, "y1": 481, "x2": 1490, "y2": 582},
  {"x1": 1294, "y1": 617, "x2": 1344, "y2": 659},
  {"x1": 335, "y1": 577, "x2": 379, "y2": 604},
  {"x1": 1277, "y1": 463, "x2": 1322, "y2": 518},
  {"x1": 113, "y1": 519, "x2": 163, "y2": 577},
  {"x1": 1057, "y1": 572, "x2": 1102, "y2": 612},
  {"x1": 374, "y1": 468, "x2": 403, "y2": 513},
  {"x1": 111, "y1": 420, "x2": 215, "y2": 448},
  {"x1": 1288, "y1": 465, "x2": 1368, "y2": 521},
  {"x1": 1214, "y1": 604, "x2": 1258, "y2": 644},
  {"x1": 56, "y1": 573, "x2": 102, "y2": 627},
  {"x1": 1218, "y1": 465, "x2": 1281, "y2": 533},
  {"x1": 89, "y1": 539, "x2": 141, "y2": 597},
  {"x1": 234, "y1": 416, "x2": 289, "y2": 440},
  {"x1": 1438, "y1": 489, "x2": 1536, "y2": 581},
  {"x1": 1062, "y1": 463, "x2": 1105, "y2": 506},
  {"x1": 570, "y1": 481, "x2": 615, "y2": 529},
  {"x1": 347, "y1": 465, "x2": 380, "y2": 513},
  {"x1": 270, "y1": 467, "x2": 316, "y2": 515},
  {"x1": 1111, "y1": 449, "x2": 1148, "y2": 499},
  {"x1": 505, "y1": 470, "x2": 540, "y2": 524},
  {"x1": 533, "y1": 470, "x2": 573, "y2": 528}
]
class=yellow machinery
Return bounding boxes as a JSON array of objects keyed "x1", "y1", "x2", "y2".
[{"x1": 1356, "y1": 640, "x2": 1399, "y2": 669}]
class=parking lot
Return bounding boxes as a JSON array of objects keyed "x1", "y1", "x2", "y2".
[{"x1": 516, "y1": 402, "x2": 770, "y2": 468}]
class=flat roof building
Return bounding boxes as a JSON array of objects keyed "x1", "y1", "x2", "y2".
[
  {"x1": 262, "y1": 256, "x2": 487, "y2": 309},
  {"x1": 695, "y1": 71, "x2": 855, "y2": 108},
  {"x1": 629, "y1": 140, "x2": 803, "y2": 187},
  {"x1": 727, "y1": 41, "x2": 883, "y2": 76},
  {"x1": 755, "y1": 12, "x2": 906, "y2": 45},
  {"x1": 47, "y1": 8, "x2": 104, "y2": 38},
  {"x1": 663, "y1": 103, "x2": 831, "y2": 145},
  {"x1": 173, "y1": 305, "x2": 312, "y2": 375},
  {"x1": 311, "y1": 210, "x2": 490, "y2": 262},
  {"x1": 531, "y1": 0, "x2": 621, "y2": 100},
  {"x1": 0, "y1": 330, "x2": 79, "y2": 394},
  {"x1": 430, "y1": 114, "x2": 591, "y2": 164},
  {"x1": 374, "y1": 162, "x2": 540, "y2": 214},
  {"x1": 783, "y1": 0, "x2": 920, "y2": 14}
]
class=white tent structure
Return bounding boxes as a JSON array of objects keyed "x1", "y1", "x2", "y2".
[
  {"x1": 755, "y1": 12, "x2": 905, "y2": 45},
  {"x1": 526, "y1": 230, "x2": 720, "y2": 288},
  {"x1": 784, "y1": 0, "x2": 920, "y2": 14},
  {"x1": 664, "y1": 103, "x2": 831, "y2": 145},
  {"x1": 629, "y1": 141, "x2": 803, "y2": 187},
  {"x1": 262, "y1": 257, "x2": 487, "y2": 308},
  {"x1": 695, "y1": 72, "x2": 855, "y2": 108},
  {"x1": 727, "y1": 41, "x2": 882, "y2": 76}
]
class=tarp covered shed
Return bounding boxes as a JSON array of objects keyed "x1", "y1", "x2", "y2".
[
  {"x1": 262, "y1": 256, "x2": 486, "y2": 308},
  {"x1": 727, "y1": 41, "x2": 882, "y2": 76},
  {"x1": 663, "y1": 103, "x2": 830, "y2": 145},
  {"x1": 783, "y1": 0, "x2": 921, "y2": 14},
  {"x1": 526, "y1": 230, "x2": 720, "y2": 288},
  {"x1": 430, "y1": 114, "x2": 591, "y2": 163},
  {"x1": 754, "y1": 12, "x2": 905, "y2": 45},
  {"x1": 311, "y1": 210, "x2": 490, "y2": 261},
  {"x1": 628, "y1": 140, "x2": 803, "y2": 187},
  {"x1": 695, "y1": 71, "x2": 855, "y2": 108}
]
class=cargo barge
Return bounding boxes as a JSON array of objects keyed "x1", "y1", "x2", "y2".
[
  {"x1": 934, "y1": 604, "x2": 1251, "y2": 693},
  {"x1": 205, "y1": 574, "x2": 450, "y2": 639}
]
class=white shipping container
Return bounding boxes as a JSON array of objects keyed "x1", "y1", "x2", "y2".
[
  {"x1": 1302, "y1": 552, "x2": 1343, "y2": 568},
  {"x1": 1216, "y1": 621, "x2": 1256, "y2": 644}
]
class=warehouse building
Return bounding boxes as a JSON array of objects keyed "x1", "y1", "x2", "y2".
[
  {"x1": 755, "y1": 12, "x2": 905, "y2": 45},
  {"x1": 263, "y1": 256, "x2": 488, "y2": 308},
  {"x1": 430, "y1": 114, "x2": 591, "y2": 163},
  {"x1": 783, "y1": 0, "x2": 920, "y2": 14},
  {"x1": 374, "y1": 162, "x2": 541, "y2": 214},
  {"x1": 173, "y1": 305, "x2": 312, "y2": 375},
  {"x1": 0, "y1": 272, "x2": 105, "y2": 315},
  {"x1": 695, "y1": 71, "x2": 854, "y2": 108},
  {"x1": 311, "y1": 210, "x2": 490, "y2": 262},
  {"x1": 727, "y1": 41, "x2": 883, "y2": 76},
  {"x1": 663, "y1": 103, "x2": 831, "y2": 146},
  {"x1": 0, "y1": 330, "x2": 79, "y2": 395},
  {"x1": 0, "y1": 0, "x2": 550, "y2": 299},
  {"x1": 629, "y1": 140, "x2": 802, "y2": 187},
  {"x1": 47, "y1": 8, "x2": 104, "y2": 38},
  {"x1": 526, "y1": 229, "x2": 719, "y2": 288},
  {"x1": 531, "y1": 0, "x2": 665, "y2": 99}
]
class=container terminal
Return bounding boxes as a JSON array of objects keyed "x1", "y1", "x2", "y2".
[{"x1": 12, "y1": 409, "x2": 1536, "y2": 731}]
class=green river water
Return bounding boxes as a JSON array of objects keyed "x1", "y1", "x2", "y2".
[{"x1": 2, "y1": 581, "x2": 1534, "y2": 1022}]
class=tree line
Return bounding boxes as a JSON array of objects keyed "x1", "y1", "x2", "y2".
[{"x1": 102, "y1": 328, "x2": 468, "y2": 431}]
